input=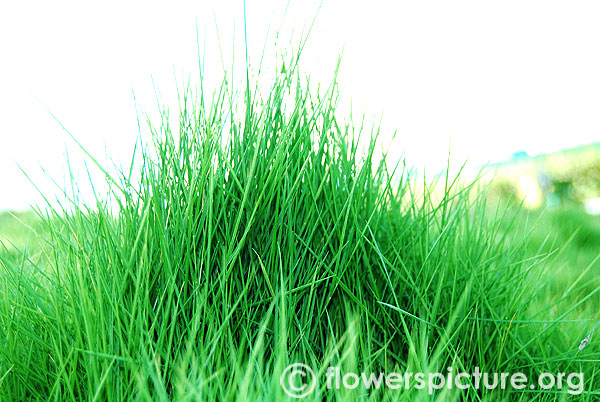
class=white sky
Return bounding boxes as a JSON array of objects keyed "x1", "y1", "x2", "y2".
[{"x1": 1, "y1": 0, "x2": 599, "y2": 211}]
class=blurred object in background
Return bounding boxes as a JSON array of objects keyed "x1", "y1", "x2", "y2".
[
  {"x1": 489, "y1": 142, "x2": 600, "y2": 212},
  {"x1": 584, "y1": 198, "x2": 600, "y2": 215}
]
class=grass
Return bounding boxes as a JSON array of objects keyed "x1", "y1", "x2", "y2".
[
  {"x1": 1, "y1": 44, "x2": 599, "y2": 401},
  {"x1": 0, "y1": 211, "x2": 47, "y2": 268},
  {"x1": 495, "y1": 201, "x2": 600, "y2": 319}
]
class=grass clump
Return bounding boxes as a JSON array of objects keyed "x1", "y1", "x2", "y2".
[{"x1": 1, "y1": 48, "x2": 598, "y2": 401}]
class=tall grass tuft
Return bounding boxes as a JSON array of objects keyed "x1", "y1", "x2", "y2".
[{"x1": 0, "y1": 46, "x2": 598, "y2": 401}]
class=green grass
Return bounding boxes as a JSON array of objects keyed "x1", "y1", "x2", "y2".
[
  {"x1": 1, "y1": 46, "x2": 599, "y2": 401},
  {"x1": 495, "y1": 202, "x2": 600, "y2": 320},
  {"x1": 0, "y1": 211, "x2": 47, "y2": 268}
]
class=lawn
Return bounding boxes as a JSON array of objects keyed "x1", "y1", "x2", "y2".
[{"x1": 0, "y1": 47, "x2": 598, "y2": 401}]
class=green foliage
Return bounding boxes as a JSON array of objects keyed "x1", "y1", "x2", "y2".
[{"x1": 0, "y1": 49, "x2": 598, "y2": 401}]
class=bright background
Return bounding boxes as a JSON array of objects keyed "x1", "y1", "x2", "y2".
[{"x1": 1, "y1": 0, "x2": 599, "y2": 211}]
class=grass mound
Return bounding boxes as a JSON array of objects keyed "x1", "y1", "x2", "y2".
[{"x1": 0, "y1": 49, "x2": 597, "y2": 400}]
